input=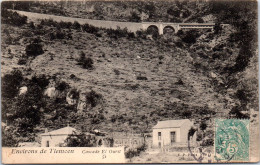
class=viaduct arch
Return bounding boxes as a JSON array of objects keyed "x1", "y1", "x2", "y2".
[{"x1": 142, "y1": 23, "x2": 180, "y2": 35}]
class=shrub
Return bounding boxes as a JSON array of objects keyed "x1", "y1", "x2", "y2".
[
  {"x1": 125, "y1": 149, "x2": 137, "y2": 159},
  {"x1": 201, "y1": 139, "x2": 214, "y2": 146},
  {"x1": 22, "y1": 30, "x2": 33, "y2": 37},
  {"x1": 167, "y1": 7, "x2": 180, "y2": 17},
  {"x1": 1, "y1": 70, "x2": 23, "y2": 98},
  {"x1": 179, "y1": 30, "x2": 201, "y2": 44},
  {"x1": 175, "y1": 78, "x2": 184, "y2": 85},
  {"x1": 75, "y1": 52, "x2": 94, "y2": 70},
  {"x1": 82, "y1": 57, "x2": 94, "y2": 70},
  {"x1": 197, "y1": 18, "x2": 204, "y2": 23},
  {"x1": 1, "y1": 9, "x2": 27, "y2": 26},
  {"x1": 188, "y1": 127, "x2": 197, "y2": 140},
  {"x1": 69, "y1": 74, "x2": 79, "y2": 81},
  {"x1": 214, "y1": 23, "x2": 222, "y2": 34},
  {"x1": 127, "y1": 32, "x2": 135, "y2": 39},
  {"x1": 182, "y1": 31, "x2": 197, "y2": 44},
  {"x1": 29, "y1": 21, "x2": 35, "y2": 29},
  {"x1": 86, "y1": 90, "x2": 102, "y2": 107},
  {"x1": 77, "y1": 51, "x2": 86, "y2": 62},
  {"x1": 64, "y1": 132, "x2": 97, "y2": 147},
  {"x1": 55, "y1": 30, "x2": 66, "y2": 39},
  {"x1": 175, "y1": 41, "x2": 183, "y2": 48},
  {"x1": 30, "y1": 74, "x2": 49, "y2": 90},
  {"x1": 200, "y1": 122, "x2": 207, "y2": 131},
  {"x1": 40, "y1": 19, "x2": 56, "y2": 27},
  {"x1": 59, "y1": 21, "x2": 72, "y2": 29},
  {"x1": 25, "y1": 39, "x2": 44, "y2": 57},
  {"x1": 2, "y1": 128, "x2": 19, "y2": 147},
  {"x1": 137, "y1": 144, "x2": 147, "y2": 153},
  {"x1": 91, "y1": 114, "x2": 106, "y2": 124},
  {"x1": 181, "y1": 110, "x2": 192, "y2": 118},
  {"x1": 56, "y1": 81, "x2": 69, "y2": 91},
  {"x1": 125, "y1": 144, "x2": 147, "y2": 159},
  {"x1": 17, "y1": 58, "x2": 27, "y2": 65},
  {"x1": 72, "y1": 21, "x2": 81, "y2": 30},
  {"x1": 48, "y1": 8, "x2": 66, "y2": 16},
  {"x1": 106, "y1": 27, "x2": 129, "y2": 39},
  {"x1": 49, "y1": 32, "x2": 56, "y2": 40},
  {"x1": 136, "y1": 76, "x2": 148, "y2": 80},
  {"x1": 129, "y1": 12, "x2": 141, "y2": 22},
  {"x1": 136, "y1": 30, "x2": 148, "y2": 39},
  {"x1": 113, "y1": 69, "x2": 120, "y2": 75},
  {"x1": 176, "y1": 30, "x2": 184, "y2": 36},
  {"x1": 67, "y1": 88, "x2": 80, "y2": 100},
  {"x1": 229, "y1": 106, "x2": 250, "y2": 119},
  {"x1": 82, "y1": 23, "x2": 99, "y2": 34}
]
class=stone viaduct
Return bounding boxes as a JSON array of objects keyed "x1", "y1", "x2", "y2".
[{"x1": 14, "y1": 10, "x2": 215, "y2": 35}]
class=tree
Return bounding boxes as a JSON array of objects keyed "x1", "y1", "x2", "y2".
[
  {"x1": 200, "y1": 122, "x2": 207, "y2": 132},
  {"x1": 72, "y1": 21, "x2": 81, "y2": 30},
  {"x1": 229, "y1": 106, "x2": 249, "y2": 119},
  {"x1": 30, "y1": 74, "x2": 49, "y2": 90},
  {"x1": 86, "y1": 90, "x2": 102, "y2": 107},
  {"x1": 10, "y1": 84, "x2": 43, "y2": 136},
  {"x1": 167, "y1": 7, "x2": 180, "y2": 17},
  {"x1": 25, "y1": 39, "x2": 44, "y2": 57},
  {"x1": 188, "y1": 127, "x2": 197, "y2": 140},
  {"x1": 130, "y1": 12, "x2": 141, "y2": 22},
  {"x1": 64, "y1": 132, "x2": 97, "y2": 147},
  {"x1": 56, "y1": 81, "x2": 69, "y2": 91},
  {"x1": 181, "y1": 30, "x2": 199, "y2": 44},
  {"x1": 144, "y1": 2, "x2": 156, "y2": 19},
  {"x1": 2, "y1": 127, "x2": 19, "y2": 147},
  {"x1": 1, "y1": 70, "x2": 23, "y2": 99},
  {"x1": 197, "y1": 18, "x2": 204, "y2": 23},
  {"x1": 76, "y1": 52, "x2": 94, "y2": 70}
]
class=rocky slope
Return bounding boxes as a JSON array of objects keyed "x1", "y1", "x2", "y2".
[{"x1": 1, "y1": 1, "x2": 258, "y2": 147}]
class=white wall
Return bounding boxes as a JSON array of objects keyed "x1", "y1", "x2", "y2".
[
  {"x1": 152, "y1": 128, "x2": 180, "y2": 147},
  {"x1": 41, "y1": 135, "x2": 69, "y2": 147}
]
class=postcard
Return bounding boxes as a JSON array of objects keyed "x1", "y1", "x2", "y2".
[{"x1": 1, "y1": 0, "x2": 259, "y2": 163}]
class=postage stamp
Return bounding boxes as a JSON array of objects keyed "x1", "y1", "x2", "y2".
[{"x1": 214, "y1": 119, "x2": 250, "y2": 162}]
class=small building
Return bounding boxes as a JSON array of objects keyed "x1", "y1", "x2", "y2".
[
  {"x1": 152, "y1": 119, "x2": 195, "y2": 148},
  {"x1": 40, "y1": 126, "x2": 76, "y2": 147}
]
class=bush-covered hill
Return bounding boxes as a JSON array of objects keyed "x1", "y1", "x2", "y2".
[
  {"x1": 1, "y1": 1, "x2": 258, "y2": 147},
  {"x1": 3, "y1": 1, "x2": 210, "y2": 22}
]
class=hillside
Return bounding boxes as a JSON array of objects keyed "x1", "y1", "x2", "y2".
[
  {"x1": 1, "y1": 1, "x2": 258, "y2": 148},
  {"x1": 5, "y1": 1, "x2": 212, "y2": 23}
]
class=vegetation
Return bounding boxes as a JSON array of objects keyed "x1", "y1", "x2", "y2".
[
  {"x1": 125, "y1": 144, "x2": 147, "y2": 159},
  {"x1": 64, "y1": 132, "x2": 97, "y2": 147},
  {"x1": 25, "y1": 38, "x2": 44, "y2": 57},
  {"x1": 1, "y1": 1, "x2": 257, "y2": 148},
  {"x1": 1, "y1": 9, "x2": 27, "y2": 26},
  {"x1": 1, "y1": 70, "x2": 23, "y2": 99},
  {"x1": 76, "y1": 51, "x2": 94, "y2": 69}
]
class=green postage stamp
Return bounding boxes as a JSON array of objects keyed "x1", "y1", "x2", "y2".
[{"x1": 215, "y1": 119, "x2": 249, "y2": 162}]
